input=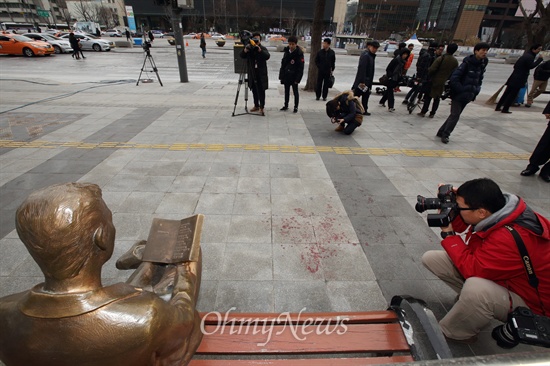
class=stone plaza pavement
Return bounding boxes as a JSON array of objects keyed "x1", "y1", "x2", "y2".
[{"x1": 0, "y1": 39, "x2": 549, "y2": 359}]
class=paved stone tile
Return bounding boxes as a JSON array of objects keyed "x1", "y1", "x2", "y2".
[
  {"x1": 209, "y1": 162, "x2": 241, "y2": 177},
  {"x1": 320, "y1": 244, "x2": 377, "y2": 281},
  {"x1": 215, "y1": 281, "x2": 274, "y2": 313},
  {"x1": 301, "y1": 179, "x2": 338, "y2": 196},
  {"x1": 0, "y1": 238, "x2": 27, "y2": 276},
  {"x1": 201, "y1": 215, "x2": 231, "y2": 244},
  {"x1": 306, "y1": 195, "x2": 347, "y2": 217},
  {"x1": 195, "y1": 193, "x2": 235, "y2": 215},
  {"x1": 240, "y1": 163, "x2": 270, "y2": 178},
  {"x1": 147, "y1": 161, "x2": 186, "y2": 176},
  {"x1": 203, "y1": 176, "x2": 239, "y2": 193},
  {"x1": 102, "y1": 173, "x2": 144, "y2": 192},
  {"x1": 219, "y1": 243, "x2": 273, "y2": 281},
  {"x1": 134, "y1": 176, "x2": 176, "y2": 192},
  {"x1": 271, "y1": 194, "x2": 311, "y2": 217},
  {"x1": 117, "y1": 192, "x2": 165, "y2": 214},
  {"x1": 326, "y1": 281, "x2": 387, "y2": 312},
  {"x1": 233, "y1": 193, "x2": 271, "y2": 215},
  {"x1": 273, "y1": 243, "x2": 324, "y2": 280},
  {"x1": 180, "y1": 161, "x2": 212, "y2": 176},
  {"x1": 273, "y1": 281, "x2": 332, "y2": 312},
  {"x1": 196, "y1": 280, "x2": 218, "y2": 312},
  {"x1": 272, "y1": 215, "x2": 315, "y2": 244},
  {"x1": 237, "y1": 177, "x2": 271, "y2": 194},
  {"x1": 112, "y1": 213, "x2": 154, "y2": 241},
  {"x1": 270, "y1": 177, "x2": 305, "y2": 195},
  {"x1": 311, "y1": 216, "x2": 359, "y2": 245},
  {"x1": 170, "y1": 176, "x2": 207, "y2": 193},
  {"x1": 155, "y1": 192, "x2": 199, "y2": 215},
  {"x1": 227, "y1": 215, "x2": 272, "y2": 243},
  {"x1": 270, "y1": 164, "x2": 300, "y2": 178}
]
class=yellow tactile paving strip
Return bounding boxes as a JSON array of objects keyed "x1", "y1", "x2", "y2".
[{"x1": 0, "y1": 140, "x2": 530, "y2": 160}]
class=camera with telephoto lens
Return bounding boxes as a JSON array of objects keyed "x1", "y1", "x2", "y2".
[
  {"x1": 415, "y1": 184, "x2": 458, "y2": 227},
  {"x1": 492, "y1": 307, "x2": 550, "y2": 349},
  {"x1": 239, "y1": 30, "x2": 259, "y2": 50}
]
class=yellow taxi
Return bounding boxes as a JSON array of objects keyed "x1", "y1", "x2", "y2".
[{"x1": 0, "y1": 33, "x2": 55, "y2": 56}]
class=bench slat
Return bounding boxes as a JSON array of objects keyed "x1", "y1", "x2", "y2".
[
  {"x1": 197, "y1": 323, "x2": 409, "y2": 354},
  {"x1": 200, "y1": 311, "x2": 398, "y2": 325},
  {"x1": 189, "y1": 355, "x2": 414, "y2": 366}
]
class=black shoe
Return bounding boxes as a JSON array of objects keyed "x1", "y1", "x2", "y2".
[
  {"x1": 280, "y1": 106, "x2": 288, "y2": 111},
  {"x1": 520, "y1": 166, "x2": 539, "y2": 176},
  {"x1": 293, "y1": 107, "x2": 298, "y2": 113},
  {"x1": 501, "y1": 110, "x2": 512, "y2": 114},
  {"x1": 436, "y1": 131, "x2": 443, "y2": 137},
  {"x1": 429, "y1": 113, "x2": 435, "y2": 118},
  {"x1": 316, "y1": 97, "x2": 320, "y2": 100},
  {"x1": 323, "y1": 98, "x2": 327, "y2": 101},
  {"x1": 495, "y1": 107, "x2": 501, "y2": 112},
  {"x1": 540, "y1": 173, "x2": 550, "y2": 182},
  {"x1": 402, "y1": 100, "x2": 409, "y2": 105},
  {"x1": 441, "y1": 136, "x2": 449, "y2": 144},
  {"x1": 363, "y1": 112, "x2": 371, "y2": 116}
]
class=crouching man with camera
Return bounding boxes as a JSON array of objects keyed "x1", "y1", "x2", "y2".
[{"x1": 421, "y1": 178, "x2": 550, "y2": 345}]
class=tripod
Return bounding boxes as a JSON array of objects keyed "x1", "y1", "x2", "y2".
[
  {"x1": 137, "y1": 48, "x2": 163, "y2": 86},
  {"x1": 232, "y1": 54, "x2": 263, "y2": 117}
]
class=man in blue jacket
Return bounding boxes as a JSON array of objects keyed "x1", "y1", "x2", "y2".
[{"x1": 436, "y1": 42, "x2": 490, "y2": 144}]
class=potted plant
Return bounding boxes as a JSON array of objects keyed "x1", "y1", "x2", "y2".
[{"x1": 216, "y1": 40, "x2": 225, "y2": 47}]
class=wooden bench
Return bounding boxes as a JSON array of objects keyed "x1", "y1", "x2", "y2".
[{"x1": 190, "y1": 296, "x2": 452, "y2": 365}]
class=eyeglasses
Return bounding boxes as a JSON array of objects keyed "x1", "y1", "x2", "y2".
[{"x1": 457, "y1": 207, "x2": 479, "y2": 211}]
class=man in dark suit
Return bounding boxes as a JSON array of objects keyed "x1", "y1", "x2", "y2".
[
  {"x1": 521, "y1": 101, "x2": 550, "y2": 182},
  {"x1": 351, "y1": 41, "x2": 380, "y2": 116},
  {"x1": 496, "y1": 44, "x2": 543, "y2": 114}
]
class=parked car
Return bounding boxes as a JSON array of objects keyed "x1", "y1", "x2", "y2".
[
  {"x1": 193, "y1": 33, "x2": 211, "y2": 39},
  {"x1": 60, "y1": 33, "x2": 113, "y2": 51},
  {"x1": 183, "y1": 32, "x2": 196, "y2": 39},
  {"x1": 151, "y1": 30, "x2": 165, "y2": 38},
  {"x1": 23, "y1": 33, "x2": 72, "y2": 54},
  {"x1": 0, "y1": 33, "x2": 54, "y2": 56},
  {"x1": 210, "y1": 32, "x2": 225, "y2": 40},
  {"x1": 105, "y1": 29, "x2": 121, "y2": 37}
]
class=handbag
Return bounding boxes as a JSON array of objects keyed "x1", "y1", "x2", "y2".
[
  {"x1": 328, "y1": 74, "x2": 335, "y2": 88},
  {"x1": 379, "y1": 74, "x2": 389, "y2": 85}
]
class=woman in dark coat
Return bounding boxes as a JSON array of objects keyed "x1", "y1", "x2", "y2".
[
  {"x1": 379, "y1": 49, "x2": 410, "y2": 112},
  {"x1": 496, "y1": 44, "x2": 543, "y2": 114},
  {"x1": 279, "y1": 36, "x2": 304, "y2": 113},
  {"x1": 200, "y1": 33, "x2": 206, "y2": 58}
]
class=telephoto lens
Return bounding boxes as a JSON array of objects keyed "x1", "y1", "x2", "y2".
[{"x1": 492, "y1": 323, "x2": 520, "y2": 349}]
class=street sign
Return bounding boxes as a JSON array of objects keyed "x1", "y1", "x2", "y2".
[{"x1": 37, "y1": 9, "x2": 50, "y2": 17}]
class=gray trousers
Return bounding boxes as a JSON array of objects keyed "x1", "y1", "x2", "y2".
[
  {"x1": 422, "y1": 250, "x2": 527, "y2": 340},
  {"x1": 437, "y1": 99, "x2": 469, "y2": 138}
]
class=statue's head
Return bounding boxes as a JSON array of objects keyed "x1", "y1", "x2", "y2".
[{"x1": 16, "y1": 182, "x2": 115, "y2": 281}]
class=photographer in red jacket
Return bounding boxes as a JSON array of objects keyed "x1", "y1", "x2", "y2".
[{"x1": 422, "y1": 178, "x2": 550, "y2": 343}]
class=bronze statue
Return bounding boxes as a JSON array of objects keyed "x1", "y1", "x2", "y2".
[{"x1": 0, "y1": 183, "x2": 203, "y2": 366}]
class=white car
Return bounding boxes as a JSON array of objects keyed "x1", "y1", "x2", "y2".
[
  {"x1": 23, "y1": 33, "x2": 73, "y2": 54},
  {"x1": 210, "y1": 33, "x2": 225, "y2": 40},
  {"x1": 183, "y1": 33, "x2": 197, "y2": 39},
  {"x1": 105, "y1": 29, "x2": 121, "y2": 37},
  {"x1": 61, "y1": 33, "x2": 113, "y2": 51},
  {"x1": 151, "y1": 30, "x2": 165, "y2": 38}
]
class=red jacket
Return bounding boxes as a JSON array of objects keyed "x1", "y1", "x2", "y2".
[{"x1": 442, "y1": 197, "x2": 550, "y2": 315}]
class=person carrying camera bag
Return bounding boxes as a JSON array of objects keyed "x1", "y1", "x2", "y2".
[{"x1": 421, "y1": 178, "x2": 550, "y2": 344}]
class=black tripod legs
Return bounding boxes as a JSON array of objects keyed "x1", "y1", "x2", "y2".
[{"x1": 137, "y1": 52, "x2": 163, "y2": 86}]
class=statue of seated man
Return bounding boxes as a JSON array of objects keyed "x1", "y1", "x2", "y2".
[{"x1": 0, "y1": 182, "x2": 203, "y2": 366}]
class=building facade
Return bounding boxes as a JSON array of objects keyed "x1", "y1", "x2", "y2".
[
  {"x1": 0, "y1": 0, "x2": 71, "y2": 27},
  {"x1": 355, "y1": 0, "x2": 419, "y2": 39},
  {"x1": 123, "y1": 0, "x2": 336, "y2": 34}
]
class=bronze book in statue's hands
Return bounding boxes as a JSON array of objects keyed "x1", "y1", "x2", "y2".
[{"x1": 142, "y1": 214, "x2": 204, "y2": 263}]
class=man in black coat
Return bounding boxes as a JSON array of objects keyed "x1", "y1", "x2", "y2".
[
  {"x1": 240, "y1": 32, "x2": 271, "y2": 116},
  {"x1": 351, "y1": 41, "x2": 380, "y2": 116},
  {"x1": 496, "y1": 44, "x2": 543, "y2": 114},
  {"x1": 437, "y1": 42, "x2": 490, "y2": 144},
  {"x1": 521, "y1": 101, "x2": 550, "y2": 182},
  {"x1": 279, "y1": 35, "x2": 305, "y2": 113},
  {"x1": 315, "y1": 38, "x2": 336, "y2": 101}
]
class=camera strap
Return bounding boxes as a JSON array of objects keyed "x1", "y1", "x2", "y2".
[{"x1": 504, "y1": 224, "x2": 546, "y2": 315}]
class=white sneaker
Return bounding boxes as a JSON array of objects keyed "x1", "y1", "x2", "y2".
[{"x1": 388, "y1": 108, "x2": 395, "y2": 112}]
